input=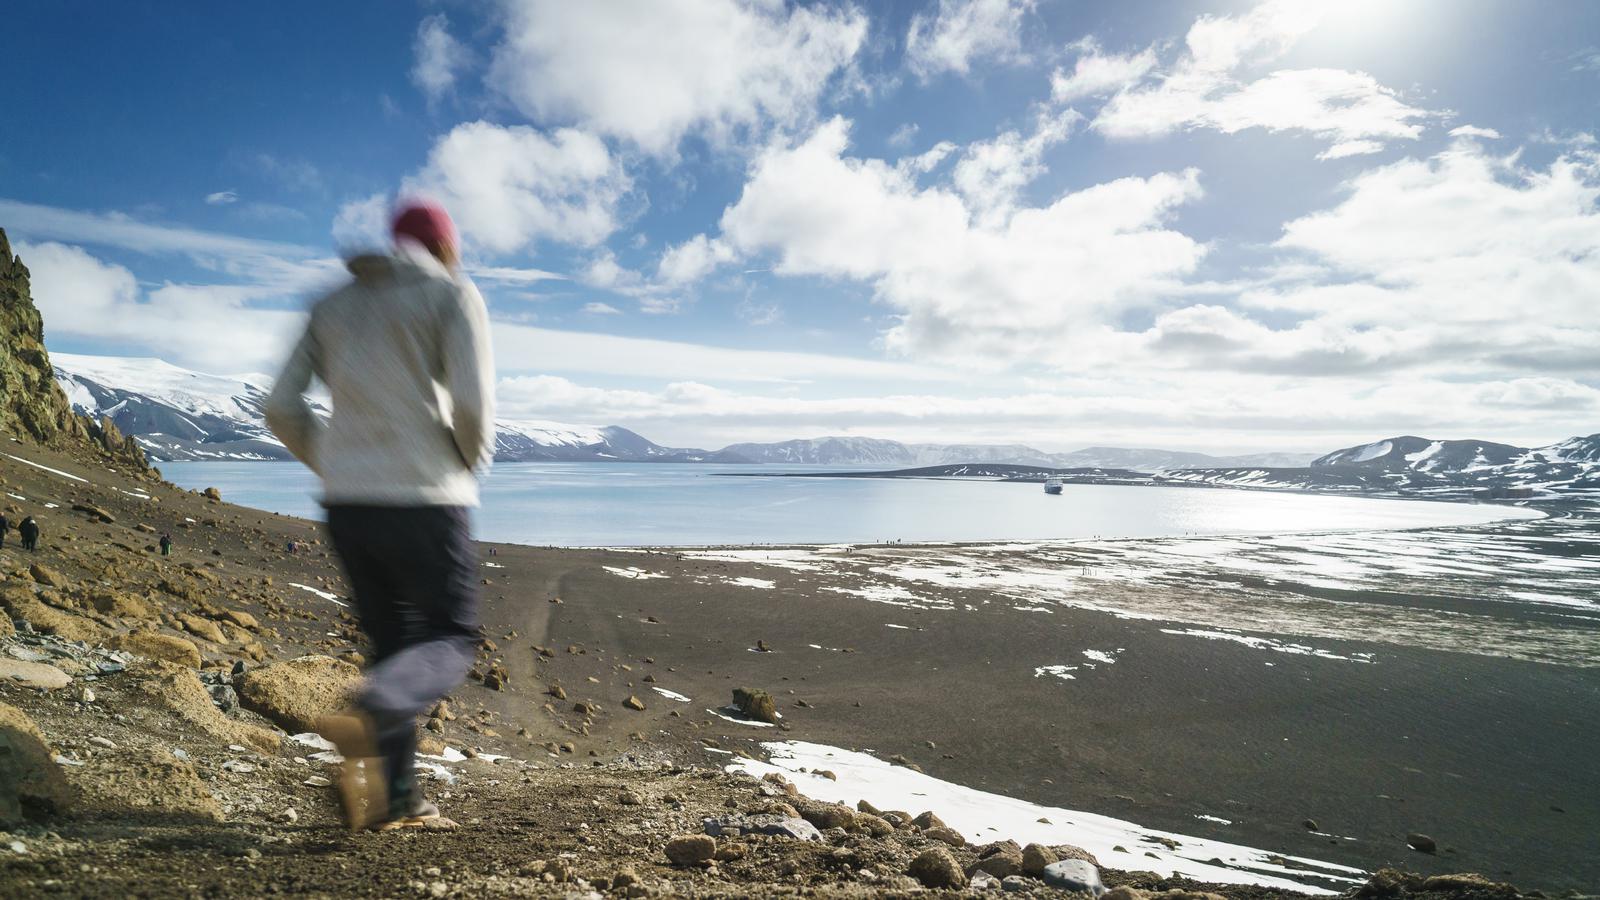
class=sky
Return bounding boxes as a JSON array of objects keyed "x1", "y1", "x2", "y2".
[{"x1": 2, "y1": 0, "x2": 1598, "y2": 454}]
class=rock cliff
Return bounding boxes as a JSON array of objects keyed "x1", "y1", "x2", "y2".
[{"x1": 0, "y1": 228, "x2": 147, "y2": 471}]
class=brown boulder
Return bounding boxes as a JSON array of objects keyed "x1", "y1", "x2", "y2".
[
  {"x1": 907, "y1": 847, "x2": 965, "y2": 889},
  {"x1": 913, "y1": 810, "x2": 948, "y2": 830},
  {"x1": 0, "y1": 585, "x2": 102, "y2": 642},
  {"x1": 236, "y1": 655, "x2": 362, "y2": 733},
  {"x1": 0, "y1": 701, "x2": 72, "y2": 823},
  {"x1": 90, "y1": 590, "x2": 157, "y2": 620},
  {"x1": 972, "y1": 843, "x2": 1024, "y2": 879},
  {"x1": 799, "y1": 801, "x2": 857, "y2": 831},
  {"x1": 0, "y1": 659, "x2": 72, "y2": 690},
  {"x1": 926, "y1": 825, "x2": 967, "y2": 847},
  {"x1": 131, "y1": 660, "x2": 279, "y2": 753},
  {"x1": 111, "y1": 630, "x2": 203, "y2": 668},
  {"x1": 731, "y1": 686, "x2": 778, "y2": 723},
  {"x1": 664, "y1": 833, "x2": 716, "y2": 865},
  {"x1": 29, "y1": 563, "x2": 67, "y2": 587},
  {"x1": 178, "y1": 614, "x2": 226, "y2": 644},
  {"x1": 68, "y1": 750, "x2": 221, "y2": 822},
  {"x1": 219, "y1": 609, "x2": 258, "y2": 630},
  {"x1": 1022, "y1": 842, "x2": 1059, "y2": 876}
]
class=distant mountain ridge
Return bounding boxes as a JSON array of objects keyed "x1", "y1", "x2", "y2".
[{"x1": 50, "y1": 354, "x2": 1593, "y2": 500}]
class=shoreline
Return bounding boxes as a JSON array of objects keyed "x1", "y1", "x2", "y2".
[{"x1": 4, "y1": 441, "x2": 1592, "y2": 893}]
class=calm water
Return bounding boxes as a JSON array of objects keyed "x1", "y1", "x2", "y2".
[{"x1": 159, "y1": 461, "x2": 1536, "y2": 547}]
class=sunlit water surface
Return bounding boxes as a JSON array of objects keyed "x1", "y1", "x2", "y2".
[{"x1": 159, "y1": 461, "x2": 1537, "y2": 547}]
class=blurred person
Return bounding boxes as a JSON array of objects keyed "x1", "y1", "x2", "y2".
[
  {"x1": 265, "y1": 199, "x2": 494, "y2": 831},
  {"x1": 18, "y1": 515, "x2": 39, "y2": 551},
  {"x1": 159, "y1": 532, "x2": 172, "y2": 556}
]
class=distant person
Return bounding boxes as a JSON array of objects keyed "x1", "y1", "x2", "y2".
[
  {"x1": 159, "y1": 532, "x2": 172, "y2": 556},
  {"x1": 0, "y1": 512, "x2": 8, "y2": 549},
  {"x1": 265, "y1": 199, "x2": 494, "y2": 832},
  {"x1": 17, "y1": 516, "x2": 39, "y2": 552}
]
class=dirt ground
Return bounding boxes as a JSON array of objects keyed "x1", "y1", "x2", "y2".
[{"x1": 0, "y1": 442, "x2": 1575, "y2": 898}]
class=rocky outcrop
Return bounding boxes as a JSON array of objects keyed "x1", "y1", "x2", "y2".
[
  {"x1": 0, "y1": 229, "x2": 147, "y2": 471},
  {"x1": 0, "y1": 701, "x2": 73, "y2": 823},
  {"x1": 235, "y1": 655, "x2": 362, "y2": 733}
]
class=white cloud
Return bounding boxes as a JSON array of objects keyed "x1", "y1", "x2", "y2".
[
  {"x1": 411, "y1": 14, "x2": 470, "y2": 103},
  {"x1": 887, "y1": 123, "x2": 920, "y2": 148},
  {"x1": 1086, "y1": 0, "x2": 1434, "y2": 158},
  {"x1": 581, "y1": 302, "x2": 622, "y2": 316},
  {"x1": 906, "y1": 0, "x2": 1034, "y2": 80},
  {"x1": 706, "y1": 117, "x2": 1205, "y2": 365},
  {"x1": 1050, "y1": 38, "x2": 1157, "y2": 102},
  {"x1": 486, "y1": 0, "x2": 867, "y2": 155},
  {"x1": 951, "y1": 109, "x2": 1081, "y2": 221},
  {"x1": 400, "y1": 121, "x2": 630, "y2": 255},
  {"x1": 205, "y1": 190, "x2": 239, "y2": 206},
  {"x1": 657, "y1": 234, "x2": 736, "y2": 286},
  {"x1": 17, "y1": 241, "x2": 306, "y2": 373},
  {"x1": 1448, "y1": 125, "x2": 1501, "y2": 140},
  {"x1": 330, "y1": 192, "x2": 390, "y2": 250}
]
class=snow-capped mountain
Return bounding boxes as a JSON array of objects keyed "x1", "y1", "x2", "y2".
[
  {"x1": 494, "y1": 420, "x2": 740, "y2": 463},
  {"x1": 53, "y1": 353, "x2": 305, "y2": 461},
  {"x1": 721, "y1": 436, "x2": 1314, "y2": 470},
  {"x1": 1312, "y1": 436, "x2": 1525, "y2": 473},
  {"x1": 52, "y1": 354, "x2": 732, "y2": 464}
]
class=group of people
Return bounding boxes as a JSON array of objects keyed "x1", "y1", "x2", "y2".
[{"x1": 0, "y1": 513, "x2": 42, "y2": 551}]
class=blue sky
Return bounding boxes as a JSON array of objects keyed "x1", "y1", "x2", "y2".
[{"x1": 3, "y1": 0, "x2": 1598, "y2": 452}]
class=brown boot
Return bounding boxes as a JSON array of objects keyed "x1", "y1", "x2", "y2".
[{"x1": 315, "y1": 711, "x2": 387, "y2": 832}]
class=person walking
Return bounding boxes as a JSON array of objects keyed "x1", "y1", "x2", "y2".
[
  {"x1": 0, "y1": 512, "x2": 9, "y2": 550},
  {"x1": 17, "y1": 516, "x2": 39, "y2": 552},
  {"x1": 265, "y1": 199, "x2": 494, "y2": 832},
  {"x1": 159, "y1": 533, "x2": 172, "y2": 556}
]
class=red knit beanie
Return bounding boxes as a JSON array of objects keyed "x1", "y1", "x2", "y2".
[{"x1": 391, "y1": 200, "x2": 458, "y2": 256}]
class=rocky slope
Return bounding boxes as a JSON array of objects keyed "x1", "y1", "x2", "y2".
[{"x1": 0, "y1": 231, "x2": 146, "y2": 472}]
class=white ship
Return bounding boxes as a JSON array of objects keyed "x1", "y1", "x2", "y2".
[{"x1": 1043, "y1": 475, "x2": 1065, "y2": 495}]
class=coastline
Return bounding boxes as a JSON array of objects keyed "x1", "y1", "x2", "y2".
[{"x1": 1, "y1": 442, "x2": 1593, "y2": 895}]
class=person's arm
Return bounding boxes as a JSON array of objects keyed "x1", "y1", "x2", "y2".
[
  {"x1": 264, "y1": 318, "x2": 326, "y2": 474},
  {"x1": 440, "y1": 279, "x2": 496, "y2": 472}
]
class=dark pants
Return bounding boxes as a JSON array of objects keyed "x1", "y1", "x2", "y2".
[{"x1": 325, "y1": 505, "x2": 479, "y2": 814}]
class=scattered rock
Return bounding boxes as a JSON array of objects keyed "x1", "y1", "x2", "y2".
[
  {"x1": 202, "y1": 487, "x2": 222, "y2": 501},
  {"x1": 0, "y1": 701, "x2": 72, "y2": 824},
  {"x1": 131, "y1": 661, "x2": 280, "y2": 753},
  {"x1": 912, "y1": 810, "x2": 947, "y2": 830},
  {"x1": 755, "y1": 639, "x2": 772, "y2": 652},
  {"x1": 1103, "y1": 888, "x2": 1147, "y2": 900},
  {"x1": 731, "y1": 687, "x2": 778, "y2": 724},
  {"x1": 1001, "y1": 875, "x2": 1034, "y2": 893},
  {"x1": 0, "y1": 659, "x2": 71, "y2": 691},
  {"x1": 664, "y1": 833, "x2": 716, "y2": 866},
  {"x1": 0, "y1": 585, "x2": 102, "y2": 642},
  {"x1": 1042, "y1": 858, "x2": 1105, "y2": 896},
  {"x1": 703, "y1": 813, "x2": 822, "y2": 841},
  {"x1": 90, "y1": 591, "x2": 156, "y2": 620},
  {"x1": 971, "y1": 870, "x2": 1002, "y2": 891},
  {"x1": 69, "y1": 750, "x2": 222, "y2": 822},
  {"x1": 973, "y1": 842, "x2": 1025, "y2": 878},
  {"x1": 907, "y1": 847, "x2": 965, "y2": 889},
  {"x1": 926, "y1": 825, "x2": 967, "y2": 847},
  {"x1": 28, "y1": 563, "x2": 67, "y2": 588},
  {"x1": 547, "y1": 684, "x2": 567, "y2": 700},
  {"x1": 623, "y1": 695, "x2": 646, "y2": 711},
  {"x1": 235, "y1": 655, "x2": 362, "y2": 733},
  {"x1": 1406, "y1": 833, "x2": 1437, "y2": 854},
  {"x1": 1303, "y1": 818, "x2": 1319, "y2": 831},
  {"x1": 798, "y1": 802, "x2": 856, "y2": 831},
  {"x1": 219, "y1": 610, "x2": 258, "y2": 630},
  {"x1": 1022, "y1": 842, "x2": 1059, "y2": 876},
  {"x1": 110, "y1": 631, "x2": 202, "y2": 669},
  {"x1": 178, "y1": 614, "x2": 227, "y2": 645}
]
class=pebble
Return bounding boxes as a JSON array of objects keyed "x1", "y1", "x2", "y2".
[
  {"x1": 1406, "y1": 832, "x2": 1437, "y2": 854},
  {"x1": 971, "y1": 870, "x2": 1002, "y2": 891},
  {"x1": 89, "y1": 736, "x2": 116, "y2": 749},
  {"x1": 303, "y1": 776, "x2": 332, "y2": 787}
]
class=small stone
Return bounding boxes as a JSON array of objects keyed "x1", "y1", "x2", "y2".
[
  {"x1": 755, "y1": 640, "x2": 771, "y2": 652},
  {"x1": 612, "y1": 867, "x2": 639, "y2": 889},
  {"x1": 28, "y1": 564, "x2": 67, "y2": 588},
  {"x1": 731, "y1": 687, "x2": 778, "y2": 723},
  {"x1": 89, "y1": 736, "x2": 116, "y2": 749},
  {"x1": 1303, "y1": 818, "x2": 1319, "y2": 831},
  {"x1": 1022, "y1": 843, "x2": 1059, "y2": 876},
  {"x1": 912, "y1": 810, "x2": 947, "y2": 830},
  {"x1": 623, "y1": 695, "x2": 646, "y2": 711},
  {"x1": 926, "y1": 825, "x2": 966, "y2": 847},
  {"x1": 278, "y1": 807, "x2": 298, "y2": 823},
  {"x1": 1042, "y1": 858, "x2": 1105, "y2": 896},
  {"x1": 1001, "y1": 875, "x2": 1034, "y2": 893},
  {"x1": 617, "y1": 789, "x2": 644, "y2": 806},
  {"x1": 1406, "y1": 832, "x2": 1437, "y2": 854},
  {"x1": 548, "y1": 684, "x2": 567, "y2": 700},
  {"x1": 907, "y1": 847, "x2": 965, "y2": 889},
  {"x1": 971, "y1": 870, "x2": 1002, "y2": 891},
  {"x1": 665, "y1": 833, "x2": 717, "y2": 865}
]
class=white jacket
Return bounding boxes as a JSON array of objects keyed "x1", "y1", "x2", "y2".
[{"x1": 266, "y1": 245, "x2": 495, "y2": 507}]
